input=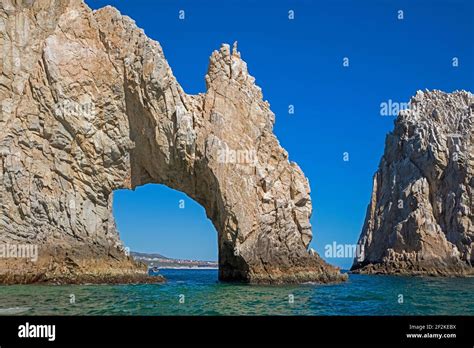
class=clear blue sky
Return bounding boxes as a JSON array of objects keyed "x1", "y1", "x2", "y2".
[{"x1": 85, "y1": 0, "x2": 473, "y2": 268}]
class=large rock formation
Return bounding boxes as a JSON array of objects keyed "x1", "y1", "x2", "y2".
[
  {"x1": 0, "y1": 0, "x2": 344, "y2": 284},
  {"x1": 352, "y1": 90, "x2": 473, "y2": 276}
]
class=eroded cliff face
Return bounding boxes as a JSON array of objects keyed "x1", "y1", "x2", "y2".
[
  {"x1": 352, "y1": 90, "x2": 474, "y2": 276},
  {"x1": 0, "y1": 0, "x2": 344, "y2": 284}
]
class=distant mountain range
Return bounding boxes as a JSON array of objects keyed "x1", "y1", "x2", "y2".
[{"x1": 131, "y1": 252, "x2": 218, "y2": 269}]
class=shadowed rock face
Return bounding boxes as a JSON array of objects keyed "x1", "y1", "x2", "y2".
[
  {"x1": 352, "y1": 90, "x2": 474, "y2": 276},
  {"x1": 0, "y1": 0, "x2": 345, "y2": 284}
]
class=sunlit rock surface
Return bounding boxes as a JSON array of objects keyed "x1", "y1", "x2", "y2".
[
  {"x1": 0, "y1": 0, "x2": 345, "y2": 284},
  {"x1": 352, "y1": 90, "x2": 474, "y2": 276}
]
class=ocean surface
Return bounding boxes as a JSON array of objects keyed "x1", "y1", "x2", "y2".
[{"x1": 0, "y1": 270, "x2": 472, "y2": 315}]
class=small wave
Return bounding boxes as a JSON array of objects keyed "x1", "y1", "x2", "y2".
[{"x1": 0, "y1": 307, "x2": 31, "y2": 315}]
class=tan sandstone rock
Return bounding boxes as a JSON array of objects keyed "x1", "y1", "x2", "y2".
[
  {"x1": 0, "y1": 0, "x2": 345, "y2": 284},
  {"x1": 352, "y1": 90, "x2": 474, "y2": 276}
]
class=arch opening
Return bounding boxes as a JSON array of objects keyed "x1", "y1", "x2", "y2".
[{"x1": 113, "y1": 184, "x2": 218, "y2": 265}]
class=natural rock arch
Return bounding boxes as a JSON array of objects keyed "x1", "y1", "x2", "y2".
[{"x1": 0, "y1": 0, "x2": 344, "y2": 284}]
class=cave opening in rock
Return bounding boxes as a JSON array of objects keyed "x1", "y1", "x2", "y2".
[{"x1": 112, "y1": 184, "x2": 218, "y2": 274}]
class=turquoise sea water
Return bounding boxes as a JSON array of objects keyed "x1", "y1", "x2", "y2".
[{"x1": 0, "y1": 270, "x2": 472, "y2": 315}]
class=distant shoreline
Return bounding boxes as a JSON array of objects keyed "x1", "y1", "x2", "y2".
[{"x1": 131, "y1": 251, "x2": 218, "y2": 270}]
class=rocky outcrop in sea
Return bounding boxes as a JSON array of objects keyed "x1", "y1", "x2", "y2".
[{"x1": 352, "y1": 90, "x2": 473, "y2": 276}]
